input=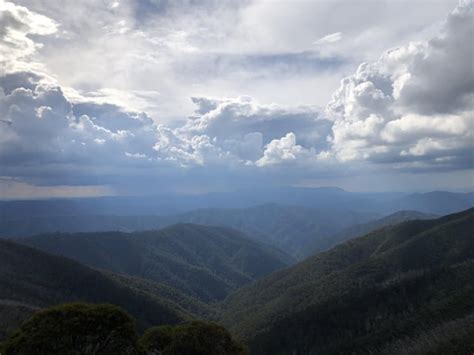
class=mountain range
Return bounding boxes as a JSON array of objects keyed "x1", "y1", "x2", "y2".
[
  {"x1": 1, "y1": 188, "x2": 472, "y2": 218},
  {"x1": 1, "y1": 207, "x2": 473, "y2": 353},
  {"x1": 1, "y1": 198, "x2": 454, "y2": 259},
  {"x1": 19, "y1": 224, "x2": 292, "y2": 302},
  {"x1": 219, "y1": 208, "x2": 474, "y2": 354}
]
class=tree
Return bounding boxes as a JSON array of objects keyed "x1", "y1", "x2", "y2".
[
  {"x1": 140, "y1": 320, "x2": 248, "y2": 355},
  {"x1": 0, "y1": 303, "x2": 142, "y2": 355}
]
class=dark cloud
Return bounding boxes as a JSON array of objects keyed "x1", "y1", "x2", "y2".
[
  {"x1": 0, "y1": 73, "x2": 159, "y2": 184},
  {"x1": 0, "y1": 72, "x2": 41, "y2": 95},
  {"x1": 399, "y1": 2, "x2": 474, "y2": 115}
]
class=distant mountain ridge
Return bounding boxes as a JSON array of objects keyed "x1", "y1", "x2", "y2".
[
  {"x1": 1, "y1": 188, "x2": 472, "y2": 219},
  {"x1": 386, "y1": 191, "x2": 474, "y2": 215},
  {"x1": 20, "y1": 224, "x2": 292, "y2": 302},
  {"x1": 2, "y1": 189, "x2": 472, "y2": 259},
  {"x1": 164, "y1": 204, "x2": 376, "y2": 259},
  {"x1": 0, "y1": 203, "x2": 377, "y2": 259}
]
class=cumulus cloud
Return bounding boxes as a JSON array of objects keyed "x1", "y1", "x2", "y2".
[
  {"x1": 256, "y1": 132, "x2": 313, "y2": 167},
  {"x1": 0, "y1": 0, "x2": 57, "y2": 72},
  {"x1": 0, "y1": 0, "x2": 472, "y2": 196},
  {"x1": 0, "y1": 70, "x2": 332, "y2": 189},
  {"x1": 0, "y1": 72, "x2": 159, "y2": 185},
  {"x1": 325, "y1": 1, "x2": 474, "y2": 170},
  {"x1": 153, "y1": 96, "x2": 330, "y2": 166}
]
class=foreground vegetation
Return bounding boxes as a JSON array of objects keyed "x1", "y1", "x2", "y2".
[{"x1": 0, "y1": 303, "x2": 247, "y2": 355}]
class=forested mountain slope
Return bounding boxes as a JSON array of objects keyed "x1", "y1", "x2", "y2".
[
  {"x1": 220, "y1": 208, "x2": 474, "y2": 354},
  {"x1": 167, "y1": 204, "x2": 375, "y2": 259},
  {"x1": 3, "y1": 204, "x2": 375, "y2": 260},
  {"x1": 4, "y1": 191, "x2": 473, "y2": 259},
  {"x1": 21, "y1": 224, "x2": 292, "y2": 302},
  {"x1": 0, "y1": 240, "x2": 200, "y2": 340},
  {"x1": 322, "y1": 210, "x2": 437, "y2": 252}
]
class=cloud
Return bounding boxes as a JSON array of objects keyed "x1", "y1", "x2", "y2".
[
  {"x1": 256, "y1": 132, "x2": 313, "y2": 167},
  {"x1": 12, "y1": 0, "x2": 458, "y2": 120},
  {"x1": 0, "y1": 72, "x2": 160, "y2": 185},
  {"x1": 0, "y1": 71, "x2": 333, "y2": 190},
  {"x1": 153, "y1": 96, "x2": 330, "y2": 166},
  {"x1": 325, "y1": 1, "x2": 474, "y2": 171},
  {"x1": 1, "y1": 0, "x2": 472, "y2": 196},
  {"x1": 314, "y1": 32, "x2": 342, "y2": 45},
  {"x1": 0, "y1": 0, "x2": 57, "y2": 72}
]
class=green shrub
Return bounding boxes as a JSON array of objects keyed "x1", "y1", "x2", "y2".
[
  {"x1": 140, "y1": 320, "x2": 248, "y2": 355},
  {"x1": 0, "y1": 303, "x2": 142, "y2": 355}
]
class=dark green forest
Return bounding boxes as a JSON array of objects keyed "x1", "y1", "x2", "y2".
[
  {"x1": 1, "y1": 209, "x2": 473, "y2": 354},
  {"x1": 220, "y1": 208, "x2": 474, "y2": 353},
  {"x1": 20, "y1": 224, "x2": 293, "y2": 302}
]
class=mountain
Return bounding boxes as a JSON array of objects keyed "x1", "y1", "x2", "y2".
[
  {"x1": 0, "y1": 239, "x2": 203, "y2": 340},
  {"x1": 0, "y1": 214, "x2": 169, "y2": 238},
  {"x1": 324, "y1": 210, "x2": 437, "y2": 251},
  {"x1": 0, "y1": 187, "x2": 374, "y2": 218},
  {"x1": 20, "y1": 224, "x2": 292, "y2": 302},
  {"x1": 2, "y1": 189, "x2": 473, "y2": 258},
  {"x1": 1, "y1": 189, "x2": 472, "y2": 220},
  {"x1": 384, "y1": 191, "x2": 474, "y2": 215},
  {"x1": 164, "y1": 204, "x2": 376, "y2": 259},
  {"x1": 1, "y1": 204, "x2": 376, "y2": 260},
  {"x1": 219, "y1": 208, "x2": 474, "y2": 354}
]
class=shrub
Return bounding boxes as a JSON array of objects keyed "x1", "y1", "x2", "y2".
[
  {"x1": 0, "y1": 303, "x2": 142, "y2": 355},
  {"x1": 140, "y1": 320, "x2": 248, "y2": 355}
]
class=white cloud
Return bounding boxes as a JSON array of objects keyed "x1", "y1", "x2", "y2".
[
  {"x1": 0, "y1": 0, "x2": 57, "y2": 72},
  {"x1": 325, "y1": 1, "x2": 474, "y2": 170},
  {"x1": 0, "y1": 0, "x2": 472, "y2": 196},
  {"x1": 153, "y1": 96, "x2": 330, "y2": 166},
  {"x1": 256, "y1": 132, "x2": 312, "y2": 167},
  {"x1": 10, "y1": 0, "x2": 459, "y2": 120}
]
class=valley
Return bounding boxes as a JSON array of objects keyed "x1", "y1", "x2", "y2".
[{"x1": 1, "y1": 203, "x2": 473, "y2": 353}]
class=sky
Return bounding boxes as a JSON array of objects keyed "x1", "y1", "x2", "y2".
[{"x1": 0, "y1": 0, "x2": 473, "y2": 198}]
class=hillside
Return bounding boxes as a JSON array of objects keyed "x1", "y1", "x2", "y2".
[
  {"x1": 1, "y1": 189, "x2": 472, "y2": 219},
  {"x1": 166, "y1": 204, "x2": 376, "y2": 259},
  {"x1": 20, "y1": 224, "x2": 292, "y2": 302},
  {"x1": 322, "y1": 210, "x2": 437, "y2": 252},
  {"x1": 219, "y1": 208, "x2": 474, "y2": 354},
  {"x1": 0, "y1": 214, "x2": 169, "y2": 238},
  {"x1": 3, "y1": 191, "x2": 473, "y2": 259},
  {"x1": 2, "y1": 204, "x2": 376, "y2": 260},
  {"x1": 0, "y1": 239, "x2": 203, "y2": 340},
  {"x1": 385, "y1": 191, "x2": 474, "y2": 215}
]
